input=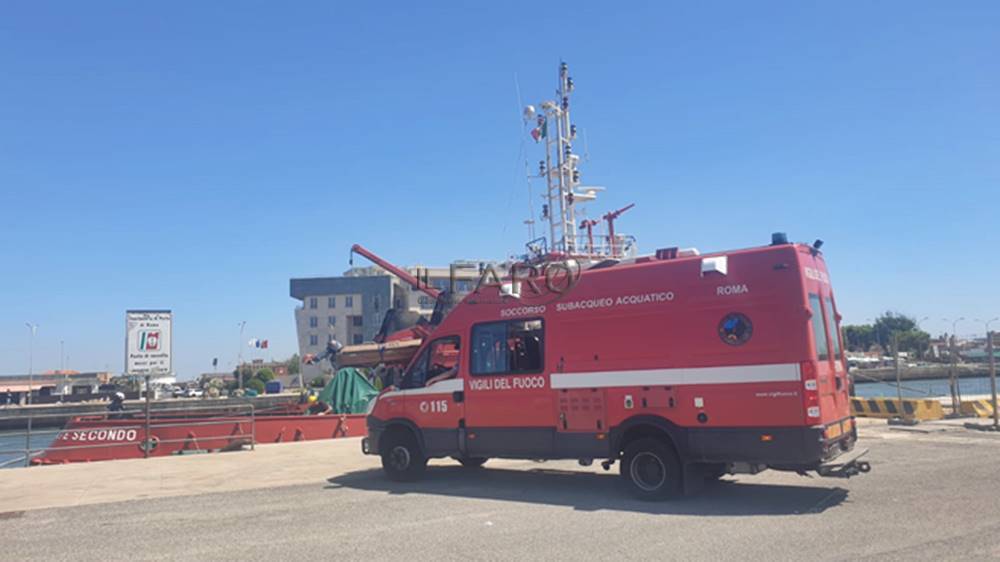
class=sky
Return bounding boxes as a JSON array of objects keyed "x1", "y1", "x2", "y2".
[{"x1": 1, "y1": 2, "x2": 998, "y2": 378}]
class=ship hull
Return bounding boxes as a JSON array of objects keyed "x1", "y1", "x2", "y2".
[{"x1": 32, "y1": 413, "x2": 366, "y2": 464}]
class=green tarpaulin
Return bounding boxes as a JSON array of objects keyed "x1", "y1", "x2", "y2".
[{"x1": 318, "y1": 368, "x2": 379, "y2": 414}]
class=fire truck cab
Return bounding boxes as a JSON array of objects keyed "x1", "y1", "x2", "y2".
[{"x1": 362, "y1": 239, "x2": 866, "y2": 500}]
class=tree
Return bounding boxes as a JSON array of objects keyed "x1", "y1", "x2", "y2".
[
  {"x1": 286, "y1": 354, "x2": 301, "y2": 375},
  {"x1": 896, "y1": 329, "x2": 930, "y2": 359},
  {"x1": 843, "y1": 324, "x2": 876, "y2": 352},
  {"x1": 845, "y1": 312, "x2": 931, "y2": 358},
  {"x1": 244, "y1": 378, "x2": 265, "y2": 394},
  {"x1": 873, "y1": 312, "x2": 918, "y2": 351},
  {"x1": 254, "y1": 368, "x2": 275, "y2": 383}
]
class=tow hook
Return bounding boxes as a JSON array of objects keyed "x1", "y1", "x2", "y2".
[{"x1": 817, "y1": 448, "x2": 870, "y2": 478}]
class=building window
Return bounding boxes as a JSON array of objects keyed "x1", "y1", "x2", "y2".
[
  {"x1": 352, "y1": 316, "x2": 363, "y2": 327},
  {"x1": 309, "y1": 316, "x2": 318, "y2": 328},
  {"x1": 309, "y1": 297, "x2": 317, "y2": 309},
  {"x1": 353, "y1": 334, "x2": 363, "y2": 345},
  {"x1": 471, "y1": 319, "x2": 544, "y2": 375},
  {"x1": 328, "y1": 316, "x2": 336, "y2": 326},
  {"x1": 309, "y1": 335, "x2": 318, "y2": 346},
  {"x1": 328, "y1": 296, "x2": 336, "y2": 308},
  {"x1": 345, "y1": 295, "x2": 354, "y2": 307}
]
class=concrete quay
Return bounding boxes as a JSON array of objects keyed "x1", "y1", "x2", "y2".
[{"x1": 3, "y1": 417, "x2": 1000, "y2": 561}]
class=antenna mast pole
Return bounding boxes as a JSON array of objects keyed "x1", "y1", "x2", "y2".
[{"x1": 541, "y1": 62, "x2": 580, "y2": 255}]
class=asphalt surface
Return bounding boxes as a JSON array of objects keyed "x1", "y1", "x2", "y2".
[{"x1": 3, "y1": 422, "x2": 1000, "y2": 561}]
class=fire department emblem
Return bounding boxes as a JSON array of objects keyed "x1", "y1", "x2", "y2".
[{"x1": 718, "y1": 313, "x2": 752, "y2": 346}]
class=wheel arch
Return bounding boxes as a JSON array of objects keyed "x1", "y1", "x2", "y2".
[
  {"x1": 379, "y1": 418, "x2": 427, "y2": 456},
  {"x1": 610, "y1": 415, "x2": 688, "y2": 461}
]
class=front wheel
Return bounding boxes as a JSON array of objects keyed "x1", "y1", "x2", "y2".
[
  {"x1": 380, "y1": 430, "x2": 427, "y2": 482},
  {"x1": 620, "y1": 437, "x2": 682, "y2": 501}
]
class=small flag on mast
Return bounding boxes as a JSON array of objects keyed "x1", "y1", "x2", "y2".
[
  {"x1": 248, "y1": 339, "x2": 269, "y2": 349},
  {"x1": 530, "y1": 117, "x2": 547, "y2": 143}
]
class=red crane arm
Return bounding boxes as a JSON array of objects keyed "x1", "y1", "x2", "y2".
[{"x1": 350, "y1": 244, "x2": 442, "y2": 300}]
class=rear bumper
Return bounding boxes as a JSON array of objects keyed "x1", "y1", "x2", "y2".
[{"x1": 686, "y1": 417, "x2": 857, "y2": 470}]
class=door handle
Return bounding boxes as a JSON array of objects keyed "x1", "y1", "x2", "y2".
[{"x1": 452, "y1": 391, "x2": 464, "y2": 403}]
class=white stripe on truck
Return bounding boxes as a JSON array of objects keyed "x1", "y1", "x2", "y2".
[{"x1": 549, "y1": 363, "x2": 801, "y2": 389}]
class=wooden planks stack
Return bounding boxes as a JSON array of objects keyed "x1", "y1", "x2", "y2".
[{"x1": 337, "y1": 338, "x2": 423, "y2": 367}]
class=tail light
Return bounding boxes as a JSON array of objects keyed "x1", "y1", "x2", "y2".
[{"x1": 801, "y1": 361, "x2": 821, "y2": 420}]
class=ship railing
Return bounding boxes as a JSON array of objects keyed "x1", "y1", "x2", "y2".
[
  {"x1": 523, "y1": 234, "x2": 638, "y2": 262},
  {"x1": 0, "y1": 403, "x2": 256, "y2": 468},
  {"x1": 564, "y1": 233, "x2": 638, "y2": 259}
]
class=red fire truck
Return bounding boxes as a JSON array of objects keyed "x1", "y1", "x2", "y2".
[{"x1": 361, "y1": 237, "x2": 869, "y2": 500}]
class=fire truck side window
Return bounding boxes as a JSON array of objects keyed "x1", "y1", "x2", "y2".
[
  {"x1": 809, "y1": 293, "x2": 829, "y2": 361},
  {"x1": 824, "y1": 297, "x2": 842, "y2": 361},
  {"x1": 471, "y1": 319, "x2": 544, "y2": 375},
  {"x1": 403, "y1": 347, "x2": 430, "y2": 389},
  {"x1": 404, "y1": 337, "x2": 460, "y2": 388}
]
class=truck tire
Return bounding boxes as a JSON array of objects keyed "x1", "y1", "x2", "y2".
[
  {"x1": 620, "y1": 437, "x2": 682, "y2": 500},
  {"x1": 380, "y1": 430, "x2": 427, "y2": 482},
  {"x1": 454, "y1": 456, "x2": 488, "y2": 468}
]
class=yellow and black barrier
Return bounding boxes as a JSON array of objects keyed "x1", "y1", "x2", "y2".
[
  {"x1": 960, "y1": 400, "x2": 997, "y2": 418},
  {"x1": 850, "y1": 397, "x2": 944, "y2": 421}
]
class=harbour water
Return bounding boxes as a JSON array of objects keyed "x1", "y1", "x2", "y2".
[
  {"x1": 0, "y1": 429, "x2": 60, "y2": 468},
  {"x1": 854, "y1": 375, "x2": 997, "y2": 398}
]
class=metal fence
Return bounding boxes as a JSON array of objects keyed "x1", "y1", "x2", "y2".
[{"x1": 0, "y1": 403, "x2": 256, "y2": 468}]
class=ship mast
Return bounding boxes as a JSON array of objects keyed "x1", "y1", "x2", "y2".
[
  {"x1": 542, "y1": 62, "x2": 578, "y2": 255},
  {"x1": 525, "y1": 62, "x2": 629, "y2": 261}
]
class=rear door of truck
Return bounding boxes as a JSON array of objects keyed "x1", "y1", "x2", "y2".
[{"x1": 801, "y1": 251, "x2": 851, "y2": 428}]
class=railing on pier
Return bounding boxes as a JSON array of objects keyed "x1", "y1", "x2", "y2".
[{"x1": 0, "y1": 403, "x2": 256, "y2": 468}]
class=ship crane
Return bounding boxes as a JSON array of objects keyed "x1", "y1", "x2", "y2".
[
  {"x1": 349, "y1": 244, "x2": 448, "y2": 344},
  {"x1": 350, "y1": 244, "x2": 441, "y2": 300},
  {"x1": 579, "y1": 218, "x2": 600, "y2": 255},
  {"x1": 603, "y1": 203, "x2": 635, "y2": 258}
]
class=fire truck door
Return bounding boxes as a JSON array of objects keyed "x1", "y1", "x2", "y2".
[
  {"x1": 809, "y1": 293, "x2": 843, "y2": 423},
  {"x1": 399, "y1": 336, "x2": 465, "y2": 457},
  {"x1": 464, "y1": 319, "x2": 553, "y2": 457}
]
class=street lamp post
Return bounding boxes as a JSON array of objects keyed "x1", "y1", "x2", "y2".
[
  {"x1": 60, "y1": 339, "x2": 67, "y2": 401},
  {"x1": 25, "y1": 323, "x2": 37, "y2": 406},
  {"x1": 238, "y1": 321, "x2": 246, "y2": 393}
]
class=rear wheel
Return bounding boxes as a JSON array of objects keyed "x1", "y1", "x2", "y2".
[
  {"x1": 620, "y1": 437, "x2": 682, "y2": 501},
  {"x1": 380, "y1": 430, "x2": 426, "y2": 482},
  {"x1": 454, "y1": 456, "x2": 488, "y2": 468}
]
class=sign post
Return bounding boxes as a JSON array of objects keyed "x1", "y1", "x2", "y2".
[
  {"x1": 126, "y1": 310, "x2": 172, "y2": 376},
  {"x1": 988, "y1": 331, "x2": 997, "y2": 430},
  {"x1": 126, "y1": 310, "x2": 172, "y2": 457}
]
